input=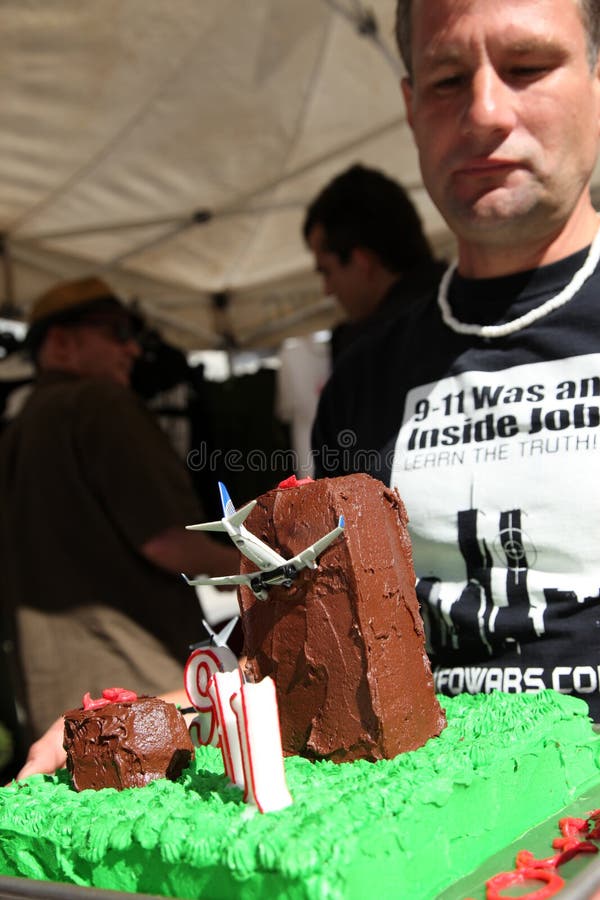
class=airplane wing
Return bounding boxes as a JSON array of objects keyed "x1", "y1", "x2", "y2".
[
  {"x1": 285, "y1": 515, "x2": 345, "y2": 572},
  {"x1": 182, "y1": 569, "x2": 272, "y2": 601},
  {"x1": 181, "y1": 572, "x2": 252, "y2": 588}
]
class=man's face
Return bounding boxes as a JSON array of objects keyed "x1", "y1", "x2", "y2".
[
  {"x1": 402, "y1": 0, "x2": 600, "y2": 260},
  {"x1": 66, "y1": 317, "x2": 141, "y2": 387},
  {"x1": 307, "y1": 224, "x2": 379, "y2": 322}
]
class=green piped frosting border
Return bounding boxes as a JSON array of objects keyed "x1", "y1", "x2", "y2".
[{"x1": 1, "y1": 691, "x2": 599, "y2": 899}]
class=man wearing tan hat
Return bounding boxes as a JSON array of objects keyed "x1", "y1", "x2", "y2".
[{"x1": 0, "y1": 276, "x2": 238, "y2": 755}]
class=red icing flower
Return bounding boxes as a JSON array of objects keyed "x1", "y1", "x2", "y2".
[
  {"x1": 551, "y1": 815, "x2": 599, "y2": 857},
  {"x1": 517, "y1": 850, "x2": 562, "y2": 870},
  {"x1": 277, "y1": 475, "x2": 314, "y2": 489},
  {"x1": 485, "y1": 810, "x2": 600, "y2": 899},
  {"x1": 486, "y1": 867, "x2": 564, "y2": 899},
  {"x1": 102, "y1": 687, "x2": 137, "y2": 703},
  {"x1": 517, "y1": 843, "x2": 597, "y2": 871},
  {"x1": 558, "y1": 816, "x2": 589, "y2": 839},
  {"x1": 82, "y1": 687, "x2": 138, "y2": 709}
]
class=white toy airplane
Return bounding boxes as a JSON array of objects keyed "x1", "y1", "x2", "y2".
[
  {"x1": 182, "y1": 481, "x2": 345, "y2": 600},
  {"x1": 189, "y1": 616, "x2": 239, "y2": 651}
]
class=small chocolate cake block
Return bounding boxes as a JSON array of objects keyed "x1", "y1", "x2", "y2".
[
  {"x1": 239, "y1": 474, "x2": 446, "y2": 763},
  {"x1": 64, "y1": 696, "x2": 193, "y2": 791}
]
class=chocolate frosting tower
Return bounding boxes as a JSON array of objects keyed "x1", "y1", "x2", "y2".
[
  {"x1": 239, "y1": 474, "x2": 446, "y2": 762},
  {"x1": 64, "y1": 696, "x2": 193, "y2": 791}
]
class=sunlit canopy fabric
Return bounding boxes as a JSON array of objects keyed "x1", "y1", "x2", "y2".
[{"x1": 3, "y1": 0, "x2": 598, "y2": 350}]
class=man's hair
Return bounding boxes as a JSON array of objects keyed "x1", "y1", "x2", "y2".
[
  {"x1": 303, "y1": 163, "x2": 433, "y2": 273},
  {"x1": 395, "y1": 0, "x2": 600, "y2": 79}
]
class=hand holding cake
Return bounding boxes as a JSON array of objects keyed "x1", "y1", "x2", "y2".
[{"x1": 13, "y1": 715, "x2": 66, "y2": 782}]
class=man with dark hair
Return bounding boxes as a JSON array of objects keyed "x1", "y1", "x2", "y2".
[
  {"x1": 313, "y1": 0, "x2": 600, "y2": 719},
  {"x1": 0, "y1": 276, "x2": 237, "y2": 748},
  {"x1": 303, "y1": 164, "x2": 444, "y2": 358}
]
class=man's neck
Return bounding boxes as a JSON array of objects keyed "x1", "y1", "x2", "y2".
[
  {"x1": 455, "y1": 203, "x2": 600, "y2": 279},
  {"x1": 371, "y1": 270, "x2": 402, "y2": 308},
  {"x1": 345, "y1": 270, "x2": 400, "y2": 324}
]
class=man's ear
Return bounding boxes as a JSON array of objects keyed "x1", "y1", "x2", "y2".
[
  {"x1": 351, "y1": 246, "x2": 378, "y2": 275},
  {"x1": 36, "y1": 324, "x2": 76, "y2": 370},
  {"x1": 401, "y1": 76, "x2": 414, "y2": 130},
  {"x1": 45, "y1": 324, "x2": 80, "y2": 363},
  {"x1": 47, "y1": 324, "x2": 73, "y2": 350}
]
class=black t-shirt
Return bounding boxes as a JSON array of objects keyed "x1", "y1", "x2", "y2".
[{"x1": 313, "y1": 247, "x2": 600, "y2": 719}]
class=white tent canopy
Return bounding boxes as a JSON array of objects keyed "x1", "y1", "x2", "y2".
[{"x1": 3, "y1": 0, "x2": 599, "y2": 351}]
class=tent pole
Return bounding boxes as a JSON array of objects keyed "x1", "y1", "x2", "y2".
[{"x1": 0, "y1": 235, "x2": 19, "y2": 318}]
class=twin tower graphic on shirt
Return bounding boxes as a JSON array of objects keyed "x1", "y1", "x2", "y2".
[
  {"x1": 392, "y1": 355, "x2": 600, "y2": 673},
  {"x1": 413, "y1": 504, "x2": 594, "y2": 654}
]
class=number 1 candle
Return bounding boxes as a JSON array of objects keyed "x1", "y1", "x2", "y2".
[{"x1": 230, "y1": 676, "x2": 292, "y2": 813}]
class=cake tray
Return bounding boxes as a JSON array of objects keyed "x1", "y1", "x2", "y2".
[
  {"x1": 440, "y1": 781, "x2": 600, "y2": 899},
  {"x1": 0, "y1": 878, "x2": 161, "y2": 900}
]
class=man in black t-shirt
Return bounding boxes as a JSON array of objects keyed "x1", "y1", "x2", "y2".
[{"x1": 313, "y1": 0, "x2": 600, "y2": 719}]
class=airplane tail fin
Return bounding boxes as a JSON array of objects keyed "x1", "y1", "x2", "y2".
[
  {"x1": 186, "y1": 482, "x2": 256, "y2": 532},
  {"x1": 218, "y1": 481, "x2": 257, "y2": 527},
  {"x1": 227, "y1": 498, "x2": 257, "y2": 527},
  {"x1": 218, "y1": 481, "x2": 236, "y2": 517}
]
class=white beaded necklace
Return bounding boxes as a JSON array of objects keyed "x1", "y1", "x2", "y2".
[{"x1": 437, "y1": 224, "x2": 600, "y2": 338}]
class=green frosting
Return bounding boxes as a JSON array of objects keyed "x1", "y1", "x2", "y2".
[{"x1": 1, "y1": 691, "x2": 599, "y2": 899}]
